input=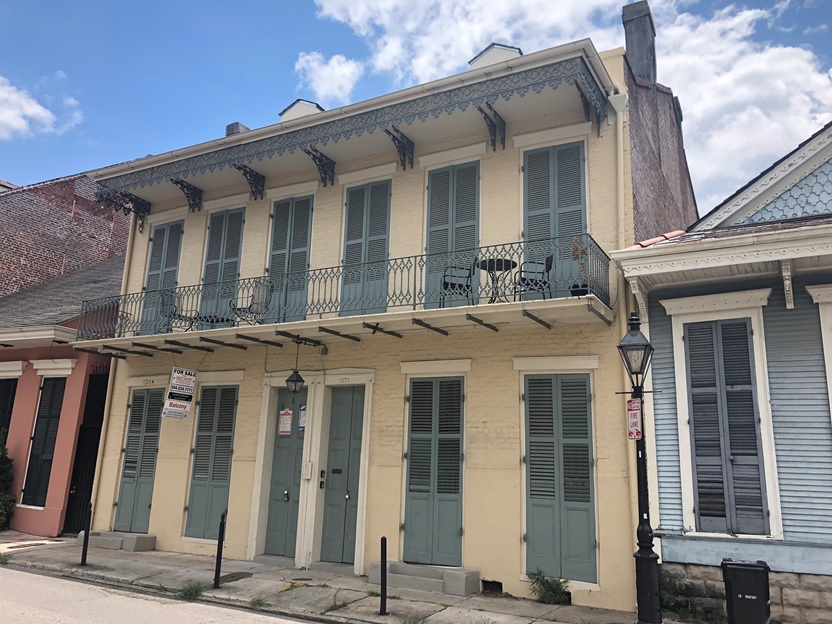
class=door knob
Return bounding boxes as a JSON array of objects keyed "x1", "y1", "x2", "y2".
[
  {"x1": 283, "y1": 489, "x2": 290, "y2": 502},
  {"x1": 345, "y1": 491, "x2": 350, "y2": 500}
]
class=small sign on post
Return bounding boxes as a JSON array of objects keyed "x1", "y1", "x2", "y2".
[
  {"x1": 627, "y1": 398, "x2": 643, "y2": 440},
  {"x1": 162, "y1": 367, "x2": 197, "y2": 420}
]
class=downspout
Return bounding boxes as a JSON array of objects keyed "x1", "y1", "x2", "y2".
[{"x1": 89, "y1": 211, "x2": 136, "y2": 529}]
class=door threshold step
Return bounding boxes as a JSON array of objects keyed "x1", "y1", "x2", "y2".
[
  {"x1": 76, "y1": 531, "x2": 156, "y2": 552},
  {"x1": 369, "y1": 561, "x2": 479, "y2": 596}
]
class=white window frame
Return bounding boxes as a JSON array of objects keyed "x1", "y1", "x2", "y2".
[
  {"x1": 805, "y1": 285, "x2": 832, "y2": 430},
  {"x1": 661, "y1": 289, "x2": 783, "y2": 539}
]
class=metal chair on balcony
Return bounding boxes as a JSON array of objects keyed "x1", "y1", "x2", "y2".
[
  {"x1": 231, "y1": 280, "x2": 271, "y2": 325},
  {"x1": 514, "y1": 254, "x2": 554, "y2": 300},
  {"x1": 439, "y1": 261, "x2": 477, "y2": 308}
]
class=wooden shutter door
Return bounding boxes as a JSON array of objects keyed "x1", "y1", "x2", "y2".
[
  {"x1": 23, "y1": 378, "x2": 66, "y2": 507},
  {"x1": 114, "y1": 390, "x2": 146, "y2": 531},
  {"x1": 433, "y1": 377, "x2": 463, "y2": 566},
  {"x1": 206, "y1": 386, "x2": 237, "y2": 540},
  {"x1": 268, "y1": 199, "x2": 292, "y2": 321},
  {"x1": 285, "y1": 197, "x2": 312, "y2": 320},
  {"x1": 186, "y1": 387, "x2": 217, "y2": 537},
  {"x1": 133, "y1": 389, "x2": 163, "y2": 533},
  {"x1": 553, "y1": 143, "x2": 586, "y2": 291},
  {"x1": 363, "y1": 181, "x2": 390, "y2": 314},
  {"x1": 426, "y1": 168, "x2": 452, "y2": 307},
  {"x1": 524, "y1": 149, "x2": 554, "y2": 244},
  {"x1": 404, "y1": 379, "x2": 435, "y2": 563},
  {"x1": 557, "y1": 375, "x2": 596, "y2": 582},
  {"x1": 201, "y1": 212, "x2": 227, "y2": 318},
  {"x1": 141, "y1": 221, "x2": 182, "y2": 335},
  {"x1": 341, "y1": 186, "x2": 366, "y2": 314}
]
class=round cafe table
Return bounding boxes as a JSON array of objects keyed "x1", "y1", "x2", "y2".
[{"x1": 478, "y1": 258, "x2": 518, "y2": 303}]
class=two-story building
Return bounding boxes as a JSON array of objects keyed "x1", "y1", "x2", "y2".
[{"x1": 76, "y1": 1, "x2": 695, "y2": 609}]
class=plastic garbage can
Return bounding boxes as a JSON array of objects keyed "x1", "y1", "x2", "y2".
[{"x1": 721, "y1": 559, "x2": 771, "y2": 624}]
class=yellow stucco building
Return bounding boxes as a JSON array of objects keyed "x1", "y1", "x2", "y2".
[{"x1": 77, "y1": 2, "x2": 696, "y2": 611}]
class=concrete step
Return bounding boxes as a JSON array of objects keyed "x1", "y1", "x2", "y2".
[
  {"x1": 77, "y1": 531, "x2": 156, "y2": 552},
  {"x1": 369, "y1": 561, "x2": 480, "y2": 596}
]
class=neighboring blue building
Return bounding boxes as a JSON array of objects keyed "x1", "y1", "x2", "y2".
[{"x1": 613, "y1": 121, "x2": 832, "y2": 623}]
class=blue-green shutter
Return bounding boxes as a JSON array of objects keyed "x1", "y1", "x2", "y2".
[
  {"x1": 685, "y1": 319, "x2": 768, "y2": 535},
  {"x1": 426, "y1": 162, "x2": 479, "y2": 308},
  {"x1": 22, "y1": 378, "x2": 66, "y2": 507},
  {"x1": 186, "y1": 385, "x2": 238, "y2": 539},
  {"x1": 140, "y1": 221, "x2": 182, "y2": 335},
  {"x1": 200, "y1": 209, "x2": 245, "y2": 324},
  {"x1": 268, "y1": 197, "x2": 312, "y2": 321},
  {"x1": 340, "y1": 181, "x2": 390, "y2": 316},
  {"x1": 114, "y1": 388, "x2": 163, "y2": 533}
]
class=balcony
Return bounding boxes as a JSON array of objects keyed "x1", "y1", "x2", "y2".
[{"x1": 77, "y1": 234, "x2": 611, "y2": 341}]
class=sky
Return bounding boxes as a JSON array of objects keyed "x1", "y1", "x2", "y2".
[{"x1": 0, "y1": 0, "x2": 830, "y2": 212}]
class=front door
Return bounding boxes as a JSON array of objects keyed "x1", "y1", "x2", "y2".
[
  {"x1": 265, "y1": 387, "x2": 307, "y2": 557},
  {"x1": 403, "y1": 377, "x2": 463, "y2": 566},
  {"x1": 114, "y1": 388, "x2": 163, "y2": 533},
  {"x1": 320, "y1": 386, "x2": 364, "y2": 564}
]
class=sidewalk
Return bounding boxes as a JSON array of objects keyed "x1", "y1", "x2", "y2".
[{"x1": 0, "y1": 531, "x2": 686, "y2": 624}]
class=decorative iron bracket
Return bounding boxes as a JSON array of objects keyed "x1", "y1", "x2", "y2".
[
  {"x1": 302, "y1": 147, "x2": 335, "y2": 187},
  {"x1": 363, "y1": 322, "x2": 403, "y2": 339},
  {"x1": 575, "y1": 83, "x2": 602, "y2": 136},
  {"x1": 95, "y1": 189, "x2": 152, "y2": 232},
  {"x1": 384, "y1": 126, "x2": 414, "y2": 170},
  {"x1": 477, "y1": 102, "x2": 506, "y2": 151},
  {"x1": 232, "y1": 164, "x2": 266, "y2": 200},
  {"x1": 170, "y1": 178, "x2": 204, "y2": 212}
]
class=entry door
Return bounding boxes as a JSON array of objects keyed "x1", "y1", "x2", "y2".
[
  {"x1": 200, "y1": 208, "x2": 245, "y2": 325},
  {"x1": 341, "y1": 180, "x2": 390, "y2": 316},
  {"x1": 268, "y1": 197, "x2": 313, "y2": 322},
  {"x1": 525, "y1": 374, "x2": 596, "y2": 583},
  {"x1": 114, "y1": 388, "x2": 163, "y2": 533},
  {"x1": 265, "y1": 387, "x2": 307, "y2": 557},
  {"x1": 321, "y1": 386, "x2": 365, "y2": 563},
  {"x1": 403, "y1": 377, "x2": 463, "y2": 566}
]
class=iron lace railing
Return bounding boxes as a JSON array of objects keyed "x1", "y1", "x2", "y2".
[{"x1": 77, "y1": 234, "x2": 611, "y2": 340}]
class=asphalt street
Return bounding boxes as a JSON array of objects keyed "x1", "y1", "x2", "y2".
[{"x1": 0, "y1": 567, "x2": 306, "y2": 623}]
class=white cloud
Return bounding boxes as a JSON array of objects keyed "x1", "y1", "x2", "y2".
[
  {"x1": 311, "y1": 0, "x2": 832, "y2": 214},
  {"x1": 295, "y1": 51, "x2": 364, "y2": 106},
  {"x1": 0, "y1": 74, "x2": 84, "y2": 141}
]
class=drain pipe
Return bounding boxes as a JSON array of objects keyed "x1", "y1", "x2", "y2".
[{"x1": 89, "y1": 211, "x2": 136, "y2": 530}]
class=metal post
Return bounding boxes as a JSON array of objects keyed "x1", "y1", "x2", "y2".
[
  {"x1": 213, "y1": 511, "x2": 226, "y2": 589},
  {"x1": 80, "y1": 502, "x2": 92, "y2": 566},
  {"x1": 633, "y1": 385, "x2": 661, "y2": 624},
  {"x1": 379, "y1": 536, "x2": 387, "y2": 616}
]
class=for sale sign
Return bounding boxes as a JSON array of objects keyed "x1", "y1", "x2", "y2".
[
  {"x1": 162, "y1": 367, "x2": 197, "y2": 419},
  {"x1": 627, "y1": 398, "x2": 643, "y2": 441}
]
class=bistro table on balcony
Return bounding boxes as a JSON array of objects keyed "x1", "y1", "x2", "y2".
[{"x1": 478, "y1": 258, "x2": 518, "y2": 303}]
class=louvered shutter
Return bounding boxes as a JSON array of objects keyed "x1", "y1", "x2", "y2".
[
  {"x1": 404, "y1": 379, "x2": 434, "y2": 563},
  {"x1": 524, "y1": 149, "x2": 553, "y2": 243},
  {"x1": 554, "y1": 143, "x2": 586, "y2": 289},
  {"x1": 286, "y1": 197, "x2": 312, "y2": 319},
  {"x1": 426, "y1": 168, "x2": 452, "y2": 304},
  {"x1": 686, "y1": 320, "x2": 768, "y2": 535},
  {"x1": 201, "y1": 209, "x2": 245, "y2": 324},
  {"x1": 0, "y1": 379, "x2": 17, "y2": 434},
  {"x1": 145, "y1": 226, "x2": 168, "y2": 293},
  {"x1": 204, "y1": 213, "x2": 225, "y2": 287},
  {"x1": 22, "y1": 378, "x2": 66, "y2": 507},
  {"x1": 140, "y1": 221, "x2": 183, "y2": 335},
  {"x1": 363, "y1": 181, "x2": 390, "y2": 313},
  {"x1": 433, "y1": 378, "x2": 463, "y2": 566},
  {"x1": 341, "y1": 186, "x2": 366, "y2": 312}
]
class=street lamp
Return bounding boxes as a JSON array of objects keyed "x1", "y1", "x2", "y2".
[
  {"x1": 286, "y1": 341, "x2": 305, "y2": 394},
  {"x1": 617, "y1": 312, "x2": 661, "y2": 624}
]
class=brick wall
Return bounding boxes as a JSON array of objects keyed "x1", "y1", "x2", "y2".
[
  {"x1": 627, "y1": 66, "x2": 698, "y2": 242},
  {"x1": 0, "y1": 175, "x2": 129, "y2": 297}
]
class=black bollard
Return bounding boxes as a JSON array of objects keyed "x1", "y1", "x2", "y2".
[
  {"x1": 80, "y1": 502, "x2": 92, "y2": 566},
  {"x1": 379, "y1": 536, "x2": 387, "y2": 615},
  {"x1": 213, "y1": 511, "x2": 226, "y2": 589}
]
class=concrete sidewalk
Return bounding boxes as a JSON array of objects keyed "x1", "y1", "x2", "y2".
[{"x1": 0, "y1": 531, "x2": 686, "y2": 624}]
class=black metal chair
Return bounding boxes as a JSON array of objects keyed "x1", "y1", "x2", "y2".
[
  {"x1": 230, "y1": 279, "x2": 271, "y2": 325},
  {"x1": 514, "y1": 254, "x2": 554, "y2": 300},
  {"x1": 440, "y1": 260, "x2": 476, "y2": 307}
]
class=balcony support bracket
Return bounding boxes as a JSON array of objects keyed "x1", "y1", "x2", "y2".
[
  {"x1": 199, "y1": 336, "x2": 248, "y2": 350},
  {"x1": 102, "y1": 345, "x2": 153, "y2": 358},
  {"x1": 232, "y1": 164, "x2": 266, "y2": 200},
  {"x1": 132, "y1": 341, "x2": 183, "y2": 354},
  {"x1": 170, "y1": 178, "x2": 204, "y2": 212},
  {"x1": 586, "y1": 303, "x2": 613, "y2": 327},
  {"x1": 466, "y1": 314, "x2": 498, "y2": 332},
  {"x1": 236, "y1": 334, "x2": 283, "y2": 348},
  {"x1": 75, "y1": 347, "x2": 124, "y2": 360},
  {"x1": 521, "y1": 309, "x2": 552, "y2": 330},
  {"x1": 319, "y1": 326, "x2": 360, "y2": 343},
  {"x1": 412, "y1": 318, "x2": 449, "y2": 336},
  {"x1": 363, "y1": 322, "x2": 403, "y2": 339},
  {"x1": 477, "y1": 102, "x2": 506, "y2": 151},
  {"x1": 95, "y1": 189, "x2": 152, "y2": 233},
  {"x1": 165, "y1": 339, "x2": 214, "y2": 353},
  {"x1": 276, "y1": 330, "x2": 322, "y2": 347},
  {"x1": 384, "y1": 126, "x2": 415, "y2": 170},
  {"x1": 302, "y1": 147, "x2": 335, "y2": 187}
]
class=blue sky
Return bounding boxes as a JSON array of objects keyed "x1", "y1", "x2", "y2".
[{"x1": 0, "y1": 0, "x2": 830, "y2": 211}]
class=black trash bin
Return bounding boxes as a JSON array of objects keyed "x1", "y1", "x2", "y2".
[{"x1": 721, "y1": 559, "x2": 771, "y2": 624}]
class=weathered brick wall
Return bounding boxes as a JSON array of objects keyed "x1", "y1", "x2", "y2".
[
  {"x1": 0, "y1": 175, "x2": 129, "y2": 297},
  {"x1": 627, "y1": 66, "x2": 698, "y2": 242},
  {"x1": 662, "y1": 562, "x2": 832, "y2": 624}
]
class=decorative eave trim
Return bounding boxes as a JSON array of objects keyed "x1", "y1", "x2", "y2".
[
  {"x1": 30, "y1": 358, "x2": 77, "y2": 377},
  {"x1": 98, "y1": 56, "x2": 607, "y2": 192},
  {"x1": 400, "y1": 359, "x2": 471, "y2": 375},
  {"x1": 266, "y1": 180, "x2": 319, "y2": 200},
  {"x1": 513, "y1": 121, "x2": 592, "y2": 149},
  {"x1": 806, "y1": 285, "x2": 832, "y2": 304},
  {"x1": 419, "y1": 143, "x2": 487, "y2": 169},
  {"x1": 512, "y1": 355, "x2": 599, "y2": 372},
  {"x1": 660, "y1": 289, "x2": 772, "y2": 317},
  {"x1": 0, "y1": 361, "x2": 26, "y2": 379},
  {"x1": 338, "y1": 162, "x2": 397, "y2": 187}
]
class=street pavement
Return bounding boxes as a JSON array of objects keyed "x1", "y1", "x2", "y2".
[{"x1": 0, "y1": 567, "x2": 305, "y2": 623}]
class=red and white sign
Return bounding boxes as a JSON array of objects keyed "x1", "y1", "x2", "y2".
[
  {"x1": 162, "y1": 367, "x2": 196, "y2": 420},
  {"x1": 278, "y1": 408, "x2": 293, "y2": 436},
  {"x1": 627, "y1": 398, "x2": 643, "y2": 440}
]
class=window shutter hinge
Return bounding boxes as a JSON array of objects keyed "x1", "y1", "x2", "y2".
[
  {"x1": 594, "y1": 540, "x2": 598, "y2": 549},
  {"x1": 121, "y1": 447, "x2": 125, "y2": 454},
  {"x1": 184, "y1": 506, "x2": 189, "y2": 512},
  {"x1": 403, "y1": 451, "x2": 408, "y2": 460},
  {"x1": 521, "y1": 454, "x2": 526, "y2": 464},
  {"x1": 459, "y1": 453, "x2": 464, "y2": 461},
  {"x1": 521, "y1": 165, "x2": 525, "y2": 173},
  {"x1": 400, "y1": 523, "x2": 405, "y2": 531},
  {"x1": 190, "y1": 448, "x2": 195, "y2": 454},
  {"x1": 522, "y1": 533, "x2": 527, "y2": 542},
  {"x1": 113, "y1": 502, "x2": 118, "y2": 507},
  {"x1": 459, "y1": 527, "x2": 464, "y2": 536},
  {"x1": 405, "y1": 395, "x2": 410, "y2": 403},
  {"x1": 521, "y1": 393, "x2": 525, "y2": 402},
  {"x1": 767, "y1": 510, "x2": 771, "y2": 517}
]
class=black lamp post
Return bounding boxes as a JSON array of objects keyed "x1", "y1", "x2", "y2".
[
  {"x1": 617, "y1": 312, "x2": 661, "y2": 624},
  {"x1": 286, "y1": 341, "x2": 305, "y2": 394}
]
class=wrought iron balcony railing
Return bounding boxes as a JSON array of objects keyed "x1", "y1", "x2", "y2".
[{"x1": 77, "y1": 234, "x2": 611, "y2": 340}]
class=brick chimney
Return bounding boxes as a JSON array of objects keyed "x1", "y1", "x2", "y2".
[{"x1": 622, "y1": 0, "x2": 656, "y2": 85}]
